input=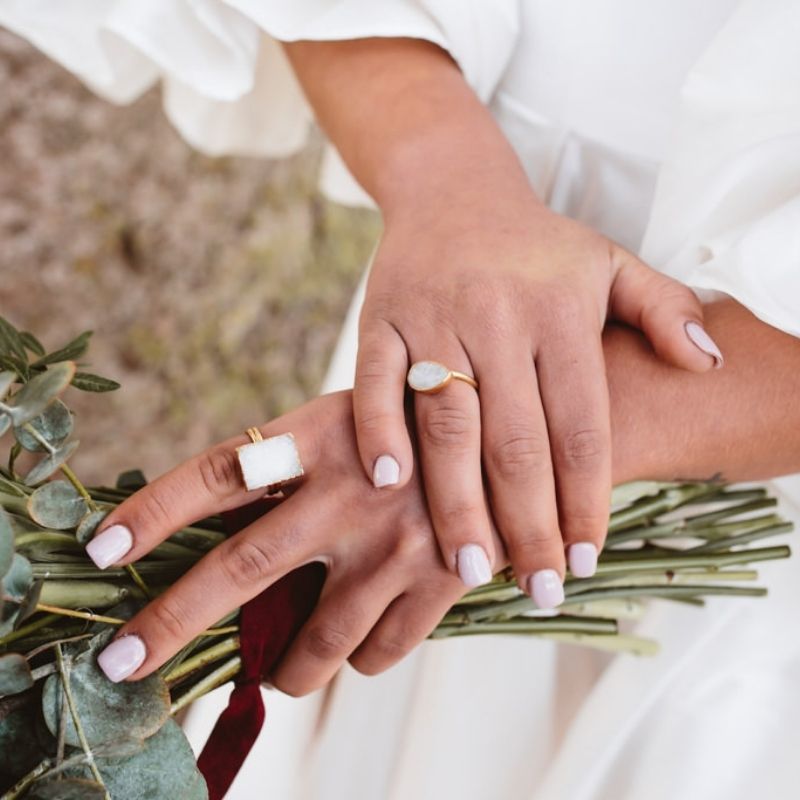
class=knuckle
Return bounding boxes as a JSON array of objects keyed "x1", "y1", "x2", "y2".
[
  {"x1": 219, "y1": 537, "x2": 277, "y2": 588},
  {"x1": 557, "y1": 428, "x2": 605, "y2": 471},
  {"x1": 351, "y1": 636, "x2": 410, "y2": 675},
  {"x1": 436, "y1": 501, "x2": 485, "y2": 534},
  {"x1": 356, "y1": 408, "x2": 396, "y2": 439},
  {"x1": 560, "y1": 509, "x2": 609, "y2": 539},
  {"x1": 356, "y1": 350, "x2": 393, "y2": 384},
  {"x1": 197, "y1": 447, "x2": 240, "y2": 499},
  {"x1": 420, "y1": 405, "x2": 473, "y2": 450},
  {"x1": 137, "y1": 485, "x2": 174, "y2": 529},
  {"x1": 270, "y1": 675, "x2": 309, "y2": 698},
  {"x1": 508, "y1": 532, "x2": 562, "y2": 565},
  {"x1": 489, "y1": 428, "x2": 549, "y2": 480},
  {"x1": 148, "y1": 597, "x2": 191, "y2": 641},
  {"x1": 304, "y1": 624, "x2": 355, "y2": 661}
]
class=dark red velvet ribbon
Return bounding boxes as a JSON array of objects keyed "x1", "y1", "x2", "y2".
[{"x1": 197, "y1": 500, "x2": 326, "y2": 800}]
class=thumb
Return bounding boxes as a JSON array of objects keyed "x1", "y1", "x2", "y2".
[{"x1": 609, "y1": 253, "x2": 724, "y2": 372}]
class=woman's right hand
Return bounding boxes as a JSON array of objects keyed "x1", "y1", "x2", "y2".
[{"x1": 85, "y1": 391, "x2": 488, "y2": 695}]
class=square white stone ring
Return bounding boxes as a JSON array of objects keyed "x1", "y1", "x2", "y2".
[{"x1": 236, "y1": 427, "x2": 305, "y2": 493}]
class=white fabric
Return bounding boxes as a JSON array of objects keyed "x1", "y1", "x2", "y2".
[{"x1": 5, "y1": 1, "x2": 800, "y2": 798}]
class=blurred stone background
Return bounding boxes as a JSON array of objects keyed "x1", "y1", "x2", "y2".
[{"x1": 0, "y1": 29, "x2": 380, "y2": 484}]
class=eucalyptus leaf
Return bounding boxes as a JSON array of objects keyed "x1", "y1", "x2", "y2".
[
  {"x1": 33, "y1": 332, "x2": 92, "y2": 368},
  {"x1": 0, "y1": 507, "x2": 13, "y2": 578},
  {"x1": 0, "y1": 370, "x2": 15, "y2": 400},
  {"x1": 15, "y1": 579, "x2": 43, "y2": 623},
  {"x1": 28, "y1": 481, "x2": 88, "y2": 530},
  {"x1": 0, "y1": 653, "x2": 34, "y2": 697},
  {"x1": 19, "y1": 331, "x2": 46, "y2": 358},
  {"x1": 8, "y1": 362, "x2": 76, "y2": 426},
  {"x1": 27, "y1": 778, "x2": 107, "y2": 800},
  {"x1": 2, "y1": 553, "x2": 33, "y2": 603},
  {"x1": 93, "y1": 719, "x2": 208, "y2": 800},
  {"x1": 0, "y1": 413, "x2": 10, "y2": 437},
  {"x1": 24, "y1": 441, "x2": 80, "y2": 486},
  {"x1": 14, "y1": 400, "x2": 73, "y2": 452},
  {"x1": 0, "y1": 316, "x2": 27, "y2": 363},
  {"x1": 75, "y1": 508, "x2": 110, "y2": 546},
  {"x1": 0, "y1": 696, "x2": 53, "y2": 790},
  {"x1": 42, "y1": 631, "x2": 170, "y2": 749},
  {"x1": 71, "y1": 372, "x2": 120, "y2": 393}
]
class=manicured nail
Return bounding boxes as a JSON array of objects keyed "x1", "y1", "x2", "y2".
[
  {"x1": 528, "y1": 569, "x2": 564, "y2": 609},
  {"x1": 97, "y1": 635, "x2": 146, "y2": 682},
  {"x1": 568, "y1": 542, "x2": 598, "y2": 578},
  {"x1": 85, "y1": 524, "x2": 133, "y2": 569},
  {"x1": 456, "y1": 544, "x2": 493, "y2": 588},
  {"x1": 685, "y1": 321, "x2": 723, "y2": 368},
  {"x1": 372, "y1": 454, "x2": 400, "y2": 488}
]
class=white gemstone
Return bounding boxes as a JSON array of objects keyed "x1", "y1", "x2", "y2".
[
  {"x1": 236, "y1": 433, "x2": 304, "y2": 491},
  {"x1": 407, "y1": 361, "x2": 450, "y2": 392}
]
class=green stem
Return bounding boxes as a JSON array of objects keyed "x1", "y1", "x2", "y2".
[
  {"x1": 170, "y1": 656, "x2": 242, "y2": 715},
  {"x1": 0, "y1": 613, "x2": 60, "y2": 647},
  {"x1": 164, "y1": 636, "x2": 240, "y2": 685},
  {"x1": 54, "y1": 643, "x2": 110, "y2": 798}
]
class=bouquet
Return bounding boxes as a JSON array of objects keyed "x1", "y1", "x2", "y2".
[{"x1": 0, "y1": 316, "x2": 793, "y2": 800}]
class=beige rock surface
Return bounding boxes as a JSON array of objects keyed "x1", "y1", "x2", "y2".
[{"x1": 0, "y1": 30, "x2": 379, "y2": 485}]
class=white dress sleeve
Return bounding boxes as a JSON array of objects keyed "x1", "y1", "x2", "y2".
[
  {"x1": 0, "y1": 0, "x2": 520, "y2": 206},
  {"x1": 641, "y1": 0, "x2": 800, "y2": 338}
]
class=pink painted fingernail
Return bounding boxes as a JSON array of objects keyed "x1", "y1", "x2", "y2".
[
  {"x1": 457, "y1": 544, "x2": 493, "y2": 588},
  {"x1": 529, "y1": 570, "x2": 564, "y2": 609},
  {"x1": 97, "y1": 635, "x2": 146, "y2": 682},
  {"x1": 372, "y1": 454, "x2": 400, "y2": 488},
  {"x1": 568, "y1": 542, "x2": 598, "y2": 578},
  {"x1": 85, "y1": 524, "x2": 133, "y2": 569},
  {"x1": 685, "y1": 322, "x2": 724, "y2": 368}
]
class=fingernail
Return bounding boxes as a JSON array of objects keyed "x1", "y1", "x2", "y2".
[
  {"x1": 568, "y1": 542, "x2": 598, "y2": 578},
  {"x1": 97, "y1": 635, "x2": 146, "y2": 682},
  {"x1": 372, "y1": 454, "x2": 400, "y2": 488},
  {"x1": 457, "y1": 544, "x2": 493, "y2": 588},
  {"x1": 528, "y1": 570, "x2": 564, "y2": 609},
  {"x1": 685, "y1": 321, "x2": 724, "y2": 368},
  {"x1": 85, "y1": 524, "x2": 133, "y2": 569}
]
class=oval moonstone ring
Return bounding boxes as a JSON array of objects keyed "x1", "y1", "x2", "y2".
[{"x1": 406, "y1": 361, "x2": 479, "y2": 394}]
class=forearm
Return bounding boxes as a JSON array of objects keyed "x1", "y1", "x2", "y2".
[
  {"x1": 282, "y1": 38, "x2": 535, "y2": 217},
  {"x1": 609, "y1": 297, "x2": 800, "y2": 485}
]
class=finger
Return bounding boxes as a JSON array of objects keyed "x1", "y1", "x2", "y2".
[
  {"x1": 610, "y1": 255, "x2": 724, "y2": 371},
  {"x1": 96, "y1": 489, "x2": 323, "y2": 681},
  {"x1": 84, "y1": 395, "x2": 336, "y2": 570},
  {"x1": 270, "y1": 565, "x2": 403, "y2": 696},
  {"x1": 478, "y1": 346, "x2": 565, "y2": 606},
  {"x1": 353, "y1": 319, "x2": 413, "y2": 489},
  {"x1": 349, "y1": 578, "x2": 463, "y2": 676},
  {"x1": 537, "y1": 329, "x2": 611, "y2": 582},
  {"x1": 411, "y1": 342, "x2": 495, "y2": 588}
]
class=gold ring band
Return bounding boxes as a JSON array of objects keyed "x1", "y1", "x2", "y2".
[
  {"x1": 407, "y1": 361, "x2": 479, "y2": 395},
  {"x1": 245, "y1": 426, "x2": 263, "y2": 443}
]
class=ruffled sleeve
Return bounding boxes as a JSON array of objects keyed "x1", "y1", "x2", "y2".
[
  {"x1": 0, "y1": 0, "x2": 520, "y2": 206},
  {"x1": 641, "y1": 0, "x2": 800, "y2": 337}
]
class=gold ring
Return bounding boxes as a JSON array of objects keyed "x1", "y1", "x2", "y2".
[
  {"x1": 407, "y1": 361, "x2": 478, "y2": 394},
  {"x1": 236, "y1": 429, "x2": 304, "y2": 492},
  {"x1": 245, "y1": 426, "x2": 263, "y2": 443}
]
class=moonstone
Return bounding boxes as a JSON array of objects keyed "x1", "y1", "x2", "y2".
[
  {"x1": 407, "y1": 361, "x2": 450, "y2": 392},
  {"x1": 236, "y1": 433, "x2": 304, "y2": 491}
]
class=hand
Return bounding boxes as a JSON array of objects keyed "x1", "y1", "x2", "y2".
[
  {"x1": 85, "y1": 392, "x2": 485, "y2": 694},
  {"x1": 353, "y1": 171, "x2": 722, "y2": 606}
]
